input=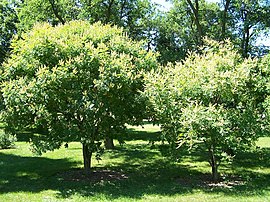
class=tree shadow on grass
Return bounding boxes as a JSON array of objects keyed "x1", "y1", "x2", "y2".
[
  {"x1": 234, "y1": 148, "x2": 270, "y2": 169},
  {"x1": 0, "y1": 152, "x2": 79, "y2": 194},
  {"x1": 56, "y1": 159, "x2": 204, "y2": 200},
  {"x1": 0, "y1": 144, "x2": 270, "y2": 200},
  {"x1": 0, "y1": 147, "x2": 203, "y2": 200},
  {"x1": 123, "y1": 128, "x2": 161, "y2": 142},
  {"x1": 57, "y1": 145, "x2": 270, "y2": 200}
]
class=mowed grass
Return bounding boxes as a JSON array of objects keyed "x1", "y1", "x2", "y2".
[{"x1": 0, "y1": 124, "x2": 270, "y2": 202}]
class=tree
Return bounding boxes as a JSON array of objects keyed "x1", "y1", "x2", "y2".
[
  {"x1": 1, "y1": 21, "x2": 158, "y2": 173},
  {"x1": 78, "y1": 0, "x2": 157, "y2": 148},
  {"x1": 0, "y1": 0, "x2": 18, "y2": 65},
  {"x1": 2, "y1": 0, "x2": 156, "y2": 150},
  {"x1": 259, "y1": 53, "x2": 270, "y2": 128},
  {"x1": 145, "y1": 40, "x2": 267, "y2": 182},
  {"x1": 79, "y1": 0, "x2": 155, "y2": 39},
  {"x1": 16, "y1": 0, "x2": 156, "y2": 41},
  {"x1": 153, "y1": 0, "x2": 270, "y2": 64},
  {"x1": 154, "y1": 0, "x2": 221, "y2": 64},
  {"x1": 17, "y1": 0, "x2": 80, "y2": 31},
  {"x1": 233, "y1": 0, "x2": 270, "y2": 57}
]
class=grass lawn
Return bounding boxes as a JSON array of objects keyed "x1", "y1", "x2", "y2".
[{"x1": 0, "y1": 124, "x2": 270, "y2": 201}]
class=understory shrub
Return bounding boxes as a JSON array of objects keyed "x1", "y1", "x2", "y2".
[{"x1": 0, "y1": 131, "x2": 16, "y2": 149}]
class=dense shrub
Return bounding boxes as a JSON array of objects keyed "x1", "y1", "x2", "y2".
[{"x1": 0, "y1": 131, "x2": 16, "y2": 149}]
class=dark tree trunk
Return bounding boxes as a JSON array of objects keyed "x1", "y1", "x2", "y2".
[
  {"x1": 208, "y1": 146, "x2": 219, "y2": 183},
  {"x1": 82, "y1": 143, "x2": 92, "y2": 174},
  {"x1": 105, "y1": 0, "x2": 115, "y2": 23},
  {"x1": 211, "y1": 160, "x2": 219, "y2": 183},
  {"x1": 187, "y1": 0, "x2": 203, "y2": 46},
  {"x1": 240, "y1": 3, "x2": 251, "y2": 58},
  {"x1": 221, "y1": 0, "x2": 231, "y2": 40},
  {"x1": 243, "y1": 26, "x2": 250, "y2": 58},
  {"x1": 105, "y1": 137, "x2": 114, "y2": 149},
  {"x1": 48, "y1": 0, "x2": 65, "y2": 25}
]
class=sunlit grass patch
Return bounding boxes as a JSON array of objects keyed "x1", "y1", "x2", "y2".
[{"x1": 0, "y1": 124, "x2": 270, "y2": 201}]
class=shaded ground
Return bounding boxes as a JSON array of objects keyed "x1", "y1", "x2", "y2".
[
  {"x1": 57, "y1": 168, "x2": 128, "y2": 182},
  {"x1": 0, "y1": 125, "x2": 270, "y2": 201}
]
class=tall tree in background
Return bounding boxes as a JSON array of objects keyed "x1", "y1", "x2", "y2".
[
  {"x1": 217, "y1": 0, "x2": 270, "y2": 57},
  {"x1": 0, "y1": 0, "x2": 18, "y2": 65},
  {"x1": 154, "y1": 0, "x2": 220, "y2": 64},
  {"x1": 17, "y1": 0, "x2": 80, "y2": 31},
  {"x1": 154, "y1": 0, "x2": 270, "y2": 64},
  {"x1": 232, "y1": 0, "x2": 270, "y2": 57},
  {"x1": 16, "y1": 0, "x2": 156, "y2": 41},
  {"x1": 79, "y1": 0, "x2": 155, "y2": 40},
  {"x1": 2, "y1": 0, "x2": 270, "y2": 65}
]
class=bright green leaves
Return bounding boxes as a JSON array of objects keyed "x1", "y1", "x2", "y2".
[
  {"x1": 1, "y1": 21, "x2": 158, "y2": 159},
  {"x1": 146, "y1": 40, "x2": 267, "y2": 181}
]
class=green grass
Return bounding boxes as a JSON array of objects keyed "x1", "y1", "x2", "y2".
[{"x1": 0, "y1": 124, "x2": 270, "y2": 201}]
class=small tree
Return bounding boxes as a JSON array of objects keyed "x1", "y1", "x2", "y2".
[
  {"x1": 146, "y1": 40, "x2": 267, "y2": 182},
  {"x1": 0, "y1": 131, "x2": 17, "y2": 149},
  {"x1": 1, "y1": 21, "x2": 158, "y2": 173}
]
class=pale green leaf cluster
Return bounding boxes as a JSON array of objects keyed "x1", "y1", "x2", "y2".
[
  {"x1": 1, "y1": 20, "x2": 158, "y2": 154},
  {"x1": 146, "y1": 39, "x2": 267, "y2": 164}
]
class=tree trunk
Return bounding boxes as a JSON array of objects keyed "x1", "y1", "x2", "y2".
[
  {"x1": 48, "y1": 0, "x2": 65, "y2": 25},
  {"x1": 240, "y1": 3, "x2": 251, "y2": 58},
  {"x1": 82, "y1": 143, "x2": 92, "y2": 174},
  {"x1": 221, "y1": 0, "x2": 231, "y2": 40},
  {"x1": 105, "y1": 137, "x2": 114, "y2": 149},
  {"x1": 209, "y1": 146, "x2": 219, "y2": 183},
  {"x1": 243, "y1": 26, "x2": 250, "y2": 58},
  {"x1": 211, "y1": 161, "x2": 219, "y2": 183},
  {"x1": 186, "y1": 0, "x2": 203, "y2": 47},
  {"x1": 105, "y1": 0, "x2": 115, "y2": 23}
]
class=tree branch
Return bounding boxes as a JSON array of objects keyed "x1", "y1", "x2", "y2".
[
  {"x1": 48, "y1": 0, "x2": 65, "y2": 25},
  {"x1": 186, "y1": 0, "x2": 203, "y2": 46}
]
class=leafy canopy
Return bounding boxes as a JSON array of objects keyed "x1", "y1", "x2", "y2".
[
  {"x1": 146, "y1": 39, "x2": 267, "y2": 181},
  {"x1": 1, "y1": 21, "x2": 158, "y2": 158}
]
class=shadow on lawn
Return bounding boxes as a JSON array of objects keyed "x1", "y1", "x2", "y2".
[
  {"x1": 120, "y1": 129, "x2": 161, "y2": 142},
  {"x1": 0, "y1": 152, "x2": 79, "y2": 193},
  {"x1": 57, "y1": 146, "x2": 270, "y2": 200},
  {"x1": 0, "y1": 144, "x2": 270, "y2": 200},
  {"x1": 0, "y1": 149, "x2": 202, "y2": 200}
]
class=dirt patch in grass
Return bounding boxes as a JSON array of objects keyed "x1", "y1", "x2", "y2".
[
  {"x1": 57, "y1": 168, "x2": 128, "y2": 182},
  {"x1": 175, "y1": 174, "x2": 245, "y2": 189}
]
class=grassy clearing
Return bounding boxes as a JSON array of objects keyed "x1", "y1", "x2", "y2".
[{"x1": 0, "y1": 124, "x2": 270, "y2": 201}]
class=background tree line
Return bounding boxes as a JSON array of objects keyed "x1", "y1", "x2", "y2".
[{"x1": 1, "y1": 0, "x2": 270, "y2": 66}]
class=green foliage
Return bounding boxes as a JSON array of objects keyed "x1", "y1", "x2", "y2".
[
  {"x1": 79, "y1": 0, "x2": 155, "y2": 39},
  {"x1": 153, "y1": 0, "x2": 270, "y2": 63},
  {"x1": 146, "y1": 39, "x2": 267, "y2": 181},
  {"x1": 17, "y1": 0, "x2": 81, "y2": 31},
  {"x1": 16, "y1": 0, "x2": 156, "y2": 40},
  {"x1": 259, "y1": 53, "x2": 270, "y2": 125},
  {"x1": 1, "y1": 21, "x2": 158, "y2": 169},
  {"x1": 1, "y1": 127, "x2": 270, "y2": 201},
  {"x1": 0, "y1": 0, "x2": 18, "y2": 65},
  {"x1": 0, "y1": 131, "x2": 17, "y2": 149}
]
